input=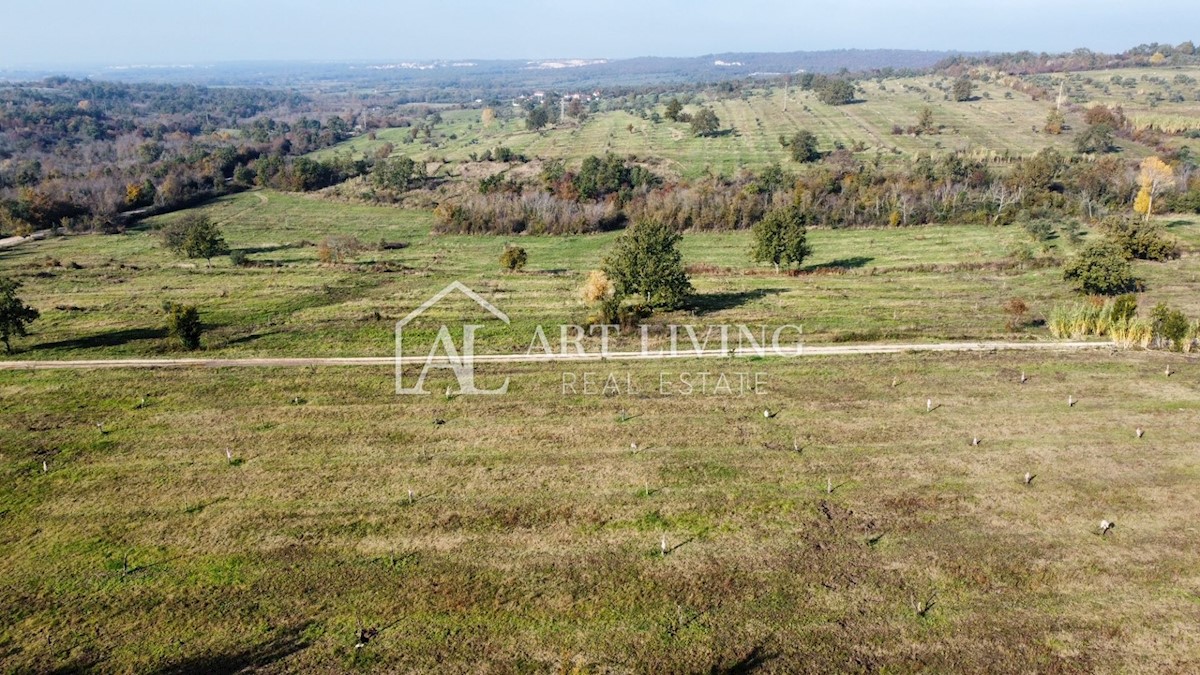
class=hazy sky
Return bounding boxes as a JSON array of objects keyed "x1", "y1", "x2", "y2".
[{"x1": 2, "y1": 0, "x2": 1196, "y2": 65}]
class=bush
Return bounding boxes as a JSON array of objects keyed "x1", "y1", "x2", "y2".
[
  {"x1": 159, "y1": 213, "x2": 229, "y2": 263},
  {"x1": 164, "y1": 302, "x2": 202, "y2": 350},
  {"x1": 1062, "y1": 240, "x2": 1138, "y2": 295},
  {"x1": 1003, "y1": 298, "x2": 1029, "y2": 330},
  {"x1": 499, "y1": 244, "x2": 528, "y2": 272},
  {"x1": 1022, "y1": 219, "x2": 1055, "y2": 242},
  {"x1": 1110, "y1": 294, "x2": 1138, "y2": 323},
  {"x1": 229, "y1": 249, "x2": 249, "y2": 267},
  {"x1": 1101, "y1": 216, "x2": 1180, "y2": 261},
  {"x1": 317, "y1": 236, "x2": 363, "y2": 264},
  {"x1": 1151, "y1": 303, "x2": 1190, "y2": 351},
  {"x1": 580, "y1": 270, "x2": 614, "y2": 304}
]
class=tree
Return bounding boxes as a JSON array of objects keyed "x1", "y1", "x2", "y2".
[
  {"x1": 916, "y1": 107, "x2": 936, "y2": 134},
  {"x1": 481, "y1": 108, "x2": 496, "y2": 127},
  {"x1": 690, "y1": 108, "x2": 720, "y2": 137},
  {"x1": 782, "y1": 131, "x2": 820, "y2": 163},
  {"x1": 0, "y1": 276, "x2": 39, "y2": 352},
  {"x1": 1102, "y1": 216, "x2": 1180, "y2": 260},
  {"x1": 164, "y1": 302, "x2": 202, "y2": 350},
  {"x1": 814, "y1": 79, "x2": 856, "y2": 105},
  {"x1": 951, "y1": 77, "x2": 974, "y2": 102},
  {"x1": 751, "y1": 206, "x2": 813, "y2": 272},
  {"x1": 602, "y1": 220, "x2": 692, "y2": 309},
  {"x1": 1134, "y1": 156, "x2": 1175, "y2": 221},
  {"x1": 1062, "y1": 240, "x2": 1138, "y2": 295},
  {"x1": 161, "y1": 213, "x2": 229, "y2": 264},
  {"x1": 1074, "y1": 123, "x2": 1115, "y2": 154},
  {"x1": 500, "y1": 244, "x2": 528, "y2": 272},
  {"x1": 664, "y1": 98, "x2": 683, "y2": 122},
  {"x1": 372, "y1": 155, "x2": 422, "y2": 191},
  {"x1": 525, "y1": 106, "x2": 549, "y2": 131}
]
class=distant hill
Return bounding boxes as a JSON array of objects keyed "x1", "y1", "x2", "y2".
[{"x1": 0, "y1": 49, "x2": 966, "y2": 99}]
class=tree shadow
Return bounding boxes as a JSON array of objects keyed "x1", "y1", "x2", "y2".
[
  {"x1": 691, "y1": 288, "x2": 784, "y2": 315},
  {"x1": 30, "y1": 328, "x2": 167, "y2": 351},
  {"x1": 803, "y1": 256, "x2": 874, "y2": 272},
  {"x1": 710, "y1": 643, "x2": 777, "y2": 674},
  {"x1": 150, "y1": 621, "x2": 313, "y2": 675}
]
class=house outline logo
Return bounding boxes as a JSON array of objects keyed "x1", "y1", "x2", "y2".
[{"x1": 395, "y1": 281, "x2": 510, "y2": 395}]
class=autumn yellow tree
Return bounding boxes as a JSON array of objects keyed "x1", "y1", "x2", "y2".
[
  {"x1": 481, "y1": 108, "x2": 496, "y2": 128},
  {"x1": 1134, "y1": 157, "x2": 1174, "y2": 221}
]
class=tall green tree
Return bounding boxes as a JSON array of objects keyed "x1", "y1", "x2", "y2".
[
  {"x1": 0, "y1": 277, "x2": 39, "y2": 352},
  {"x1": 602, "y1": 220, "x2": 692, "y2": 309},
  {"x1": 751, "y1": 206, "x2": 813, "y2": 272}
]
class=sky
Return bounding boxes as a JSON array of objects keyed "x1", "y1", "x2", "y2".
[{"x1": 2, "y1": 0, "x2": 1197, "y2": 66}]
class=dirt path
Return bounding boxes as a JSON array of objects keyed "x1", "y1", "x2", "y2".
[{"x1": 0, "y1": 340, "x2": 1112, "y2": 371}]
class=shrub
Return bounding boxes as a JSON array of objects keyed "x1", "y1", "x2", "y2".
[
  {"x1": 164, "y1": 302, "x2": 202, "y2": 350},
  {"x1": 580, "y1": 270, "x2": 615, "y2": 304},
  {"x1": 0, "y1": 276, "x2": 39, "y2": 352},
  {"x1": 1063, "y1": 240, "x2": 1138, "y2": 295},
  {"x1": 1101, "y1": 216, "x2": 1180, "y2": 261},
  {"x1": 1022, "y1": 219, "x2": 1055, "y2": 242},
  {"x1": 1108, "y1": 294, "x2": 1137, "y2": 323},
  {"x1": 229, "y1": 249, "x2": 249, "y2": 267},
  {"x1": 1151, "y1": 303, "x2": 1190, "y2": 351},
  {"x1": 1003, "y1": 298, "x2": 1029, "y2": 330},
  {"x1": 1186, "y1": 320, "x2": 1200, "y2": 353},
  {"x1": 317, "y1": 236, "x2": 363, "y2": 264},
  {"x1": 499, "y1": 244, "x2": 528, "y2": 272},
  {"x1": 159, "y1": 213, "x2": 229, "y2": 263}
]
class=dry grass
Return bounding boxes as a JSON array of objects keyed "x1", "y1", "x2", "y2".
[{"x1": 2, "y1": 350, "x2": 1199, "y2": 672}]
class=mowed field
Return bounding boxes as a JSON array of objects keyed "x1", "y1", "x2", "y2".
[
  {"x1": 2, "y1": 190, "x2": 1200, "y2": 360},
  {"x1": 309, "y1": 68, "x2": 1200, "y2": 177},
  {"x1": 2, "y1": 350, "x2": 1199, "y2": 672}
]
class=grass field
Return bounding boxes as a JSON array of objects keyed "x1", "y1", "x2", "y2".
[
  {"x1": 309, "y1": 68, "x2": 1200, "y2": 178},
  {"x1": 2, "y1": 350, "x2": 1199, "y2": 671},
  {"x1": 2, "y1": 190, "x2": 1199, "y2": 360}
]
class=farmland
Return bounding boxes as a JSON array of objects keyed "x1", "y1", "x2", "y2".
[{"x1": 310, "y1": 68, "x2": 1200, "y2": 178}]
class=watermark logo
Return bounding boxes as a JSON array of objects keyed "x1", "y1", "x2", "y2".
[
  {"x1": 395, "y1": 281, "x2": 510, "y2": 395},
  {"x1": 395, "y1": 281, "x2": 804, "y2": 396}
]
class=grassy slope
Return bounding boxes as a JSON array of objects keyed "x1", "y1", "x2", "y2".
[
  {"x1": 2, "y1": 351, "x2": 1198, "y2": 671},
  {"x1": 2, "y1": 190, "x2": 1198, "y2": 359}
]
